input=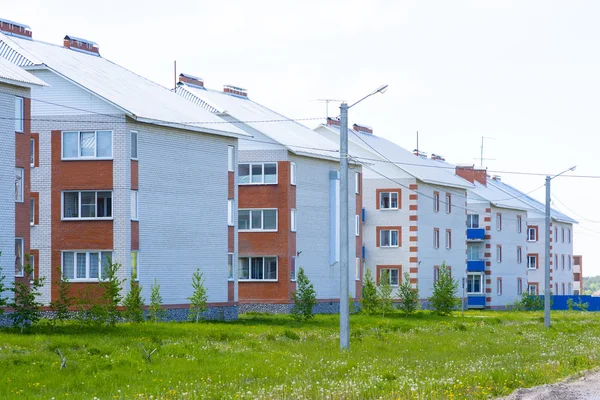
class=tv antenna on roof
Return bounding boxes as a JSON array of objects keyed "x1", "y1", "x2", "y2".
[
  {"x1": 476, "y1": 136, "x2": 496, "y2": 167},
  {"x1": 317, "y1": 99, "x2": 344, "y2": 120}
]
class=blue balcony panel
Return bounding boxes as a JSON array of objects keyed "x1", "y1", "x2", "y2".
[
  {"x1": 362, "y1": 207, "x2": 365, "y2": 222},
  {"x1": 362, "y1": 245, "x2": 365, "y2": 259},
  {"x1": 466, "y1": 228, "x2": 485, "y2": 241},
  {"x1": 467, "y1": 260, "x2": 485, "y2": 272},
  {"x1": 467, "y1": 295, "x2": 486, "y2": 308}
]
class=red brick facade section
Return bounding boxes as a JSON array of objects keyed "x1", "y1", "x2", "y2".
[
  {"x1": 15, "y1": 97, "x2": 32, "y2": 284},
  {"x1": 355, "y1": 172, "x2": 363, "y2": 300},
  {"x1": 455, "y1": 166, "x2": 487, "y2": 186}
]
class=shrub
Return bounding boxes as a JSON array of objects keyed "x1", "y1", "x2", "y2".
[
  {"x1": 49, "y1": 266, "x2": 74, "y2": 325},
  {"x1": 514, "y1": 292, "x2": 544, "y2": 311},
  {"x1": 148, "y1": 279, "x2": 165, "y2": 322},
  {"x1": 291, "y1": 268, "x2": 317, "y2": 322},
  {"x1": 361, "y1": 268, "x2": 378, "y2": 315},
  {"x1": 349, "y1": 293, "x2": 357, "y2": 314},
  {"x1": 75, "y1": 286, "x2": 105, "y2": 327},
  {"x1": 188, "y1": 269, "x2": 208, "y2": 322},
  {"x1": 0, "y1": 254, "x2": 7, "y2": 316},
  {"x1": 10, "y1": 258, "x2": 45, "y2": 332},
  {"x1": 429, "y1": 263, "x2": 459, "y2": 316},
  {"x1": 101, "y1": 260, "x2": 125, "y2": 326},
  {"x1": 123, "y1": 282, "x2": 145, "y2": 323},
  {"x1": 397, "y1": 272, "x2": 420, "y2": 315},
  {"x1": 377, "y1": 270, "x2": 395, "y2": 317}
]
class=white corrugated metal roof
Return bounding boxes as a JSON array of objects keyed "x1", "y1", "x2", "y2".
[
  {"x1": 317, "y1": 123, "x2": 473, "y2": 189},
  {"x1": 468, "y1": 181, "x2": 529, "y2": 211},
  {"x1": 176, "y1": 83, "x2": 341, "y2": 160},
  {"x1": 0, "y1": 32, "x2": 248, "y2": 138},
  {"x1": 0, "y1": 56, "x2": 47, "y2": 87}
]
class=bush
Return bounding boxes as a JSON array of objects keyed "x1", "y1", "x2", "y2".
[
  {"x1": 429, "y1": 263, "x2": 459, "y2": 316},
  {"x1": 123, "y1": 282, "x2": 145, "y2": 323},
  {"x1": 291, "y1": 268, "x2": 317, "y2": 322},
  {"x1": 378, "y1": 270, "x2": 395, "y2": 317},
  {"x1": 567, "y1": 297, "x2": 589, "y2": 311},
  {"x1": 10, "y1": 258, "x2": 45, "y2": 332},
  {"x1": 188, "y1": 269, "x2": 208, "y2": 322},
  {"x1": 361, "y1": 269, "x2": 378, "y2": 315},
  {"x1": 101, "y1": 260, "x2": 125, "y2": 326},
  {"x1": 49, "y1": 266, "x2": 74, "y2": 325},
  {"x1": 0, "y1": 255, "x2": 7, "y2": 315},
  {"x1": 148, "y1": 279, "x2": 165, "y2": 323},
  {"x1": 514, "y1": 293, "x2": 544, "y2": 311},
  {"x1": 75, "y1": 286, "x2": 105, "y2": 327},
  {"x1": 397, "y1": 272, "x2": 420, "y2": 315}
]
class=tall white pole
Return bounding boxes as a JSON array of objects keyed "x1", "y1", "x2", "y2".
[
  {"x1": 544, "y1": 175, "x2": 551, "y2": 328},
  {"x1": 339, "y1": 102, "x2": 350, "y2": 349}
]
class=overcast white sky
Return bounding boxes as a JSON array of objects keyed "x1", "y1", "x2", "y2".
[{"x1": 4, "y1": 0, "x2": 599, "y2": 275}]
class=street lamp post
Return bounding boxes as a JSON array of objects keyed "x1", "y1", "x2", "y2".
[
  {"x1": 544, "y1": 165, "x2": 576, "y2": 328},
  {"x1": 339, "y1": 84, "x2": 388, "y2": 350}
]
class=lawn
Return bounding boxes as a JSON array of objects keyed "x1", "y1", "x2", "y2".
[{"x1": 1, "y1": 311, "x2": 600, "y2": 399}]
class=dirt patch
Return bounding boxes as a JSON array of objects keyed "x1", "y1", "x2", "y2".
[{"x1": 501, "y1": 369, "x2": 600, "y2": 400}]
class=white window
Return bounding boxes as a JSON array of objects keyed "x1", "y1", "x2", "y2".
[
  {"x1": 517, "y1": 247, "x2": 522, "y2": 264},
  {"x1": 527, "y1": 255, "x2": 537, "y2": 270},
  {"x1": 238, "y1": 256, "x2": 277, "y2": 281},
  {"x1": 555, "y1": 254, "x2": 558, "y2": 269},
  {"x1": 445, "y1": 230, "x2": 452, "y2": 249},
  {"x1": 554, "y1": 226, "x2": 558, "y2": 242},
  {"x1": 528, "y1": 284, "x2": 537, "y2": 295},
  {"x1": 30, "y1": 138, "x2": 35, "y2": 167},
  {"x1": 568, "y1": 229, "x2": 571, "y2": 243},
  {"x1": 496, "y1": 245, "x2": 502, "y2": 263},
  {"x1": 445, "y1": 194, "x2": 451, "y2": 213},
  {"x1": 62, "y1": 131, "x2": 113, "y2": 159},
  {"x1": 355, "y1": 215, "x2": 360, "y2": 236},
  {"x1": 433, "y1": 266, "x2": 440, "y2": 284},
  {"x1": 29, "y1": 254, "x2": 35, "y2": 281},
  {"x1": 131, "y1": 131, "x2": 138, "y2": 159},
  {"x1": 62, "y1": 191, "x2": 112, "y2": 219},
  {"x1": 517, "y1": 216, "x2": 522, "y2": 233},
  {"x1": 380, "y1": 268, "x2": 399, "y2": 286},
  {"x1": 497, "y1": 278, "x2": 502, "y2": 296},
  {"x1": 228, "y1": 146, "x2": 234, "y2": 172},
  {"x1": 496, "y1": 213, "x2": 502, "y2": 231},
  {"x1": 15, "y1": 167, "x2": 24, "y2": 202},
  {"x1": 290, "y1": 162, "x2": 296, "y2": 185},
  {"x1": 467, "y1": 214, "x2": 479, "y2": 228},
  {"x1": 30, "y1": 197, "x2": 35, "y2": 226},
  {"x1": 380, "y1": 229, "x2": 399, "y2": 247},
  {"x1": 354, "y1": 172, "x2": 360, "y2": 194},
  {"x1": 527, "y1": 227, "x2": 537, "y2": 242},
  {"x1": 467, "y1": 244, "x2": 481, "y2": 260},
  {"x1": 227, "y1": 253, "x2": 234, "y2": 281},
  {"x1": 238, "y1": 163, "x2": 277, "y2": 184},
  {"x1": 131, "y1": 190, "x2": 139, "y2": 220},
  {"x1": 517, "y1": 278, "x2": 523, "y2": 295},
  {"x1": 561, "y1": 227, "x2": 565, "y2": 243},
  {"x1": 568, "y1": 255, "x2": 572, "y2": 270},
  {"x1": 62, "y1": 251, "x2": 112, "y2": 281},
  {"x1": 433, "y1": 229, "x2": 440, "y2": 249},
  {"x1": 355, "y1": 258, "x2": 361, "y2": 280},
  {"x1": 290, "y1": 256, "x2": 297, "y2": 281},
  {"x1": 380, "y1": 192, "x2": 398, "y2": 209},
  {"x1": 561, "y1": 255, "x2": 565, "y2": 270},
  {"x1": 561, "y1": 283, "x2": 565, "y2": 295},
  {"x1": 466, "y1": 273, "x2": 483, "y2": 294},
  {"x1": 15, "y1": 97, "x2": 24, "y2": 132},
  {"x1": 131, "y1": 251, "x2": 138, "y2": 281},
  {"x1": 239, "y1": 209, "x2": 277, "y2": 231},
  {"x1": 15, "y1": 238, "x2": 24, "y2": 277},
  {"x1": 433, "y1": 192, "x2": 440, "y2": 212},
  {"x1": 227, "y1": 199, "x2": 234, "y2": 226},
  {"x1": 290, "y1": 209, "x2": 297, "y2": 232}
]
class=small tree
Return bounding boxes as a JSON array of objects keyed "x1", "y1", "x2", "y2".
[
  {"x1": 429, "y1": 263, "x2": 459, "y2": 316},
  {"x1": 123, "y1": 282, "x2": 145, "y2": 323},
  {"x1": 361, "y1": 268, "x2": 378, "y2": 315},
  {"x1": 49, "y1": 266, "x2": 74, "y2": 325},
  {"x1": 101, "y1": 260, "x2": 125, "y2": 326},
  {"x1": 397, "y1": 272, "x2": 420, "y2": 315},
  {"x1": 291, "y1": 268, "x2": 317, "y2": 322},
  {"x1": 0, "y1": 254, "x2": 8, "y2": 315},
  {"x1": 188, "y1": 269, "x2": 208, "y2": 322},
  {"x1": 377, "y1": 270, "x2": 395, "y2": 317},
  {"x1": 148, "y1": 279, "x2": 165, "y2": 322},
  {"x1": 10, "y1": 259, "x2": 45, "y2": 332}
]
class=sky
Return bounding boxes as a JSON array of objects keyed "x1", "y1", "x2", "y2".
[{"x1": 4, "y1": 0, "x2": 600, "y2": 275}]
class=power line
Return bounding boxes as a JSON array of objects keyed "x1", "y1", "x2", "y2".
[{"x1": 551, "y1": 194, "x2": 600, "y2": 224}]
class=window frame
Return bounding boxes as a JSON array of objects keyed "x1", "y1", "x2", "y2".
[
  {"x1": 227, "y1": 199, "x2": 235, "y2": 227},
  {"x1": 61, "y1": 130, "x2": 113, "y2": 160},
  {"x1": 561, "y1": 227, "x2": 565, "y2": 243},
  {"x1": 517, "y1": 278, "x2": 523, "y2": 295},
  {"x1": 517, "y1": 215, "x2": 522, "y2": 233},
  {"x1": 355, "y1": 215, "x2": 360, "y2": 236},
  {"x1": 290, "y1": 162, "x2": 297, "y2": 185},
  {"x1": 227, "y1": 145, "x2": 235, "y2": 172},
  {"x1": 496, "y1": 213, "x2": 502, "y2": 231},
  {"x1": 379, "y1": 268, "x2": 399, "y2": 286},
  {"x1": 433, "y1": 228, "x2": 440, "y2": 249},
  {"x1": 467, "y1": 214, "x2": 479, "y2": 228},
  {"x1": 228, "y1": 253, "x2": 234, "y2": 281},
  {"x1": 445, "y1": 229, "x2": 452, "y2": 249},
  {"x1": 290, "y1": 256, "x2": 297, "y2": 281},
  {"x1": 131, "y1": 251, "x2": 139, "y2": 281},
  {"x1": 61, "y1": 190, "x2": 113, "y2": 220},
  {"x1": 238, "y1": 256, "x2": 278, "y2": 281},
  {"x1": 497, "y1": 278, "x2": 502, "y2": 296},
  {"x1": 528, "y1": 284, "x2": 537, "y2": 295},
  {"x1": 238, "y1": 208, "x2": 278, "y2": 232},
  {"x1": 15, "y1": 96, "x2": 24, "y2": 133},
  {"x1": 433, "y1": 192, "x2": 440, "y2": 213},
  {"x1": 517, "y1": 246, "x2": 522, "y2": 264},
  {"x1": 238, "y1": 162, "x2": 278, "y2": 185},
  {"x1": 61, "y1": 250, "x2": 113, "y2": 282},
  {"x1": 355, "y1": 257, "x2": 361, "y2": 281},
  {"x1": 30, "y1": 196, "x2": 35, "y2": 226},
  {"x1": 15, "y1": 238, "x2": 24, "y2": 277},
  {"x1": 15, "y1": 167, "x2": 24, "y2": 203},
  {"x1": 466, "y1": 272, "x2": 483, "y2": 294},
  {"x1": 561, "y1": 254, "x2": 565, "y2": 270},
  {"x1": 30, "y1": 138, "x2": 35, "y2": 167},
  {"x1": 445, "y1": 193, "x2": 451, "y2": 214},
  {"x1": 131, "y1": 131, "x2": 138, "y2": 160},
  {"x1": 290, "y1": 209, "x2": 297, "y2": 232},
  {"x1": 354, "y1": 172, "x2": 360, "y2": 194},
  {"x1": 379, "y1": 191, "x2": 399, "y2": 210},
  {"x1": 527, "y1": 227, "x2": 537, "y2": 242},
  {"x1": 496, "y1": 245, "x2": 502, "y2": 263},
  {"x1": 379, "y1": 229, "x2": 399, "y2": 248},
  {"x1": 527, "y1": 255, "x2": 538, "y2": 270},
  {"x1": 568, "y1": 255, "x2": 571, "y2": 270},
  {"x1": 131, "y1": 190, "x2": 139, "y2": 221}
]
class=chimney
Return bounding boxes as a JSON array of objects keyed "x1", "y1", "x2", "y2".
[
  {"x1": 413, "y1": 149, "x2": 428, "y2": 159},
  {"x1": 327, "y1": 117, "x2": 340, "y2": 127},
  {"x1": 0, "y1": 18, "x2": 32, "y2": 39},
  {"x1": 455, "y1": 165, "x2": 487, "y2": 186},
  {"x1": 431, "y1": 153, "x2": 446, "y2": 162},
  {"x1": 223, "y1": 84, "x2": 247, "y2": 98},
  {"x1": 179, "y1": 73, "x2": 204, "y2": 88},
  {"x1": 353, "y1": 123, "x2": 373, "y2": 134},
  {"x1": 63, "y1": 35, "x2": 100, "y2": 56}
]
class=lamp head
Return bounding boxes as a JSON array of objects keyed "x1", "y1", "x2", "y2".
[{"x1": 373, "y1": 84, "x2": 388, "y2": 95}]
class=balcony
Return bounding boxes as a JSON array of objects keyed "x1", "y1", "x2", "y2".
[
  {"x1": 466, "y1": 228, "x2": 485, "y2": 241},
  {"x1": 573, "y1": 263, "x2": 581, "y2": 274},
  {"x1": 467, "y1": 295, "x2": 486, "y2": 308},
  {"x1": 467, "y1": 260, "x2": 485, "y2": 272}
]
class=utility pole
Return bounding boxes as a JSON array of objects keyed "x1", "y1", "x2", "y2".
[
  {"x1": 544, "y1": 175, "x2": 551, "y2": 328},
  {"x1": 339, "y1": 102, "x2": 350, "y2": 349}
]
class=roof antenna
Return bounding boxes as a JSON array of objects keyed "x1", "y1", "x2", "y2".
[
  {"x1": 416, "y1": 130, "x2": 419, "y2": 155},
  {"x1": 478, "y1": 136, "x2": 496, "y2": 167},
  {"x1": 174, "y1": 60, "x2": 177, "y2": 90},
  {"x1": 317, "y1": 99, "x2": 344, "y2": 120}
]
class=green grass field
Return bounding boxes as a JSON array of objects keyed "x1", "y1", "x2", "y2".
[{"x1": 1, "y1": 311, "x2": 599, "y2": 399}]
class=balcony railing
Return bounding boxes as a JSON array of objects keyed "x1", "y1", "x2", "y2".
[
  {"x1": 467, "y1": 295, "x2": 486, "y2": 308},
  {"x1": 466, "y1": 228, "x2": 485, "y2": 241},
  {"x1": 573, "y1": 263, "x2": 581, "y2": 274},
  {"x1": 467, "y1": 260, "x2": 485, "y2": 272}
]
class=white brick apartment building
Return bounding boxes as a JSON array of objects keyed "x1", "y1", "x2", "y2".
[
  {"x1": 314, "y1": 119, "x2": 472, "y2": 300},
  {"x1": 0, "y1": 22, "x2": 248, "y2": 319},
  {"x1": 176, "y1": 78, "x2": 362, "y2": 312}
]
